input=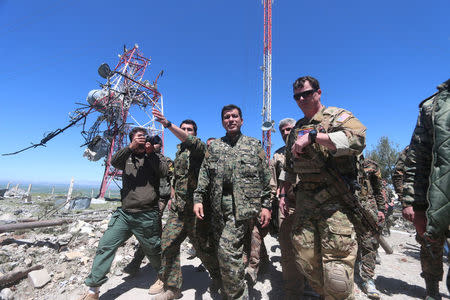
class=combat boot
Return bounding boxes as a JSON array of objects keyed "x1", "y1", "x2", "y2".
[
  {"x1": 148, "y1": 278, "x2": 164, "y2": 295},
  {"x1": 424, "y1": 276, "x2": 441, "y2": 300},
  {"x1": 361, "y1": 279, "x2": 380, "y2": 299},
  {"x1": 152, "y1": 288, "x2": 182, "y2": 300}
]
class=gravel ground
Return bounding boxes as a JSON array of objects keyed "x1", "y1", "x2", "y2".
[{"x1": 59, "y1": 230, "x2": 449, "y2": 300}]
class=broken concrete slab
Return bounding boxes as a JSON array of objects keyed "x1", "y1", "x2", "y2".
[{"x1": 28, "y1": 268, "x2": 51, "y2": 288}]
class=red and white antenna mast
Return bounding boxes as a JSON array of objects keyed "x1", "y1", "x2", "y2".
[
  {"x1": 261, "y1": 0, "x2": 273, "y2": 159},
  {"x1": 95, "y1": 44, "x2": 164, "y2": 198}
]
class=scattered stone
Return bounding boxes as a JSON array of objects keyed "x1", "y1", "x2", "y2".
[
  {"x1": 0, "y1": 287, "x2": 14, "y2": 300},
  {"x1": 64, "y1": 251, "x2": 83, "y2": 261},
  {"x1": 28, "y1": 268, "x2": 51, "y2": 288}
]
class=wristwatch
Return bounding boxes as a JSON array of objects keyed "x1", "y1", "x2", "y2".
[
  {"x1": 164, "y1": 120, "x2": 172, "y2": 128},
  {"x1": 309, "y1": 129, "x2": 317, "y2": 143}
]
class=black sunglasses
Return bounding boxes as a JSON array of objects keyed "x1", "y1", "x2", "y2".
[{"x1": 293, "y1": 89, "x2": 316, "y2": 101}]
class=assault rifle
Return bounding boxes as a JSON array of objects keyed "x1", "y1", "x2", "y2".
[{"x1": 321, "y1": 165, "x2": 394, "y2": 254}]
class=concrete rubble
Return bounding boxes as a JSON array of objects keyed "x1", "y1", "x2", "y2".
[{"x1": 0, "y1": 194, "x2": 445, "y2": 299}]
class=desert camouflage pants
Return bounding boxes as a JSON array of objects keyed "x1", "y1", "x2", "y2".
[
  {"x1": 158, "y1": 207, "x2": 220, "y2": 289},
  {"x1": 279, "y1": 207, "x2": 305, "y2": 298},
  {"x1": 416, "y1": 233, "x2": 445, "y2": 281},
  {"x1": 292, "y1": 205, "x2": 357, "y2": 300}
]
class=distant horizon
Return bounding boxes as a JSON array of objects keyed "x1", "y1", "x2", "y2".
[{"x1": 0, "y1": 179, "x2": 118, "y2": 189}]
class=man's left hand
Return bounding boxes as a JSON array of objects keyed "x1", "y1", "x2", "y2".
[
  {"x1": 291, "y1": 133, "x2": 311, "y2": 158},
  {"x1": 259, "y1": 208, "x2": 271, "y2": 228},
  {"x1": 413, "y1": 210, "x2": 427, "y2": 237}
]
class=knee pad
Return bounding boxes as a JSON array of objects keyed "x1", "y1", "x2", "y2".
[{"x1": 324, "y1": 261, "x2": 352, "y2": 299}]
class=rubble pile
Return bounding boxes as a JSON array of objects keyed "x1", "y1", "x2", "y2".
[{"x1": 0, "y1": 196, "x2": 132, "y2": 300}]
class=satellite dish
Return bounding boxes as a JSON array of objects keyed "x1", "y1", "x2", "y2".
[
  {"x1": 98, "y1": 63, "x2": 113, "y2": 79},
  {"x1": 261, "y1": 121, "x2": 273, "y2": 131}
]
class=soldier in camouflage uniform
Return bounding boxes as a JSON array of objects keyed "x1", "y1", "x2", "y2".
[
  {"x1": 392, "y1": 146, "x2": 409, "y2": 208},
  {"x1": 151, "y1": 109, "x2": 221, "y2": 300},
  {"x1": 270, "y1": 117, "x2": 307, "y2": 299},
  {"x1": 194, "y1": 104, "x2": 272, "y2": 300},
  {"x1": 402, "y1": 79, "x2": 450, "y2": 300},
  {"x1": 283, "y1": 76, "x2": 366, "y2": 300},
  {"x1": 123, "y1": 135, "x2": 174, "y2": 276},
  {"x1": 355, "y1": 158, "x2": 385, "y2": 299}
]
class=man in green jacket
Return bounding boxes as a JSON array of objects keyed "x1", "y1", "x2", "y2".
[
  {"x1": 194, "y1": 104, "x2": 272, "y2": 300},
  {"x1": 79, "y1": 127, "x2": 168, "y2": 300},
  {"x1": 403, "y1": 79, "x2": 450, "y2": 300}
]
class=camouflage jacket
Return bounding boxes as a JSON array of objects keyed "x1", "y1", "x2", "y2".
[
  {"x1": 271, "y1": 146, "x2": 296, "y2": 207},
  {"x1": 194, "y1": 133, "x2": 271, "y2": 221},
  {"x1": 363, "y1": 159, "x2": 385, "y2": 212},
  {"x1": 159, "y1": 156, "x2": 174, "y2": 201},
  {"x1": 284, "y1": 106, "x2": 366, "y2": 186},
  {"x1": 172, "y1": 135, "x2": 206, "y2": 213},
  {"x1": 392, "y1": 146, "x2": 408, "y2": 206}
]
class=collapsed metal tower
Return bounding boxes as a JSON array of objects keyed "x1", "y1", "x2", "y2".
[
  {"x1": 87, "y1": 45, "x2": 164, "y2": 198},
  {"x1": 3, "y1": 44, "x2": 164, "y2": 199},
  {"x1": 261, "y1": 0, "x2": 273, "y2": 159}
]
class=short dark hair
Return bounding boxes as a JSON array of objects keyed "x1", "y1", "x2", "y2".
[
  {"x1": 221, "y1": 104, "x2": 242, "y2": 120},
  {"x1": 293, "y1": 76, "x2": 320, "y2": 92},
  {"x1": 180, "y1": 119, "x2": 198, "y2": 134},
  {"x1": 129, "y1": 127, "x2": 148, "y2": 142}
]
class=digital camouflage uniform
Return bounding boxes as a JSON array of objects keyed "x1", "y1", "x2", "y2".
[
  {"x1": 403, "y1": 80, "x2": 450, "y2": 299},
  {"x1": 271, "y1": 146, "x2": 305, "y2": 299},
  {"x1": 85, "y1": 147, "x2": 167, "y2": 287},
  {"x1": 356, "y1": 159, "x2": 384, "y2": 282},
  {"x1": 284, "y1": 106, "x2": 366, "y2": 300},
  {"x1": 158, "y1": 135, "x2": 221, "y2": 290},
  {"x1": 194, "y1": 133, "x2": 271, "y2": 299},
  {"x1": 392, "y1": 146, "x2": 409, "y2": 207}
]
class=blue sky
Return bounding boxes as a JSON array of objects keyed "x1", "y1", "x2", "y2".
[{"x1": 1, "y1": 0, "x2": 449, "y2": 188}]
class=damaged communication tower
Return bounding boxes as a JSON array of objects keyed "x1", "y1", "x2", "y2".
[{"x1": 3, "y1": 44, "x2": 165, "y2": 198}]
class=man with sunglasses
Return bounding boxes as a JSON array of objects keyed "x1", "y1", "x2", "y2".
[{"x1": 282, "y1": 76, "x2": 366, "y2": 300}]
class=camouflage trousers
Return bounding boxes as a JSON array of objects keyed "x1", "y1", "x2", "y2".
[
  {"x1": 158, "y1": 207, "x2": 221, "y2": 289},
  {"x1": 213, "y1": 194, "x2": 252, "y2": 299},
  {"x1": 355, "y1": 230, "x2": 379, "y2": 281},
  {"x1": 279, "y1": 206, "x2": 305, "y2": 298},
  {"x1": 292, "y1": 204, "x2": 357, "y2": 300},
  {"x1": 355, "y1": 195, "x2": 379, "y2": 281},
  {"x1": 416, "y1": 233, "x2": 445, "y2": 281}
]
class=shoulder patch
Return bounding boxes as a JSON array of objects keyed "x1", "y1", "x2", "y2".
[{"x1": 336, "y1": 112, "x2": 351, "y2": 123}]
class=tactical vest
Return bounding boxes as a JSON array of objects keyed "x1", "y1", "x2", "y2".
[{"x1": 290, "y1": 107, "x2": 358, "y2": 185}]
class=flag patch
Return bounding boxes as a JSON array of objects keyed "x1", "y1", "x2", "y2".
[
  {"x1": 298, "y1": 126, "x2": 314, "y2": 137},
  {"x1": 336, "y1": 113, "x2": 350, "y2": 123}
]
